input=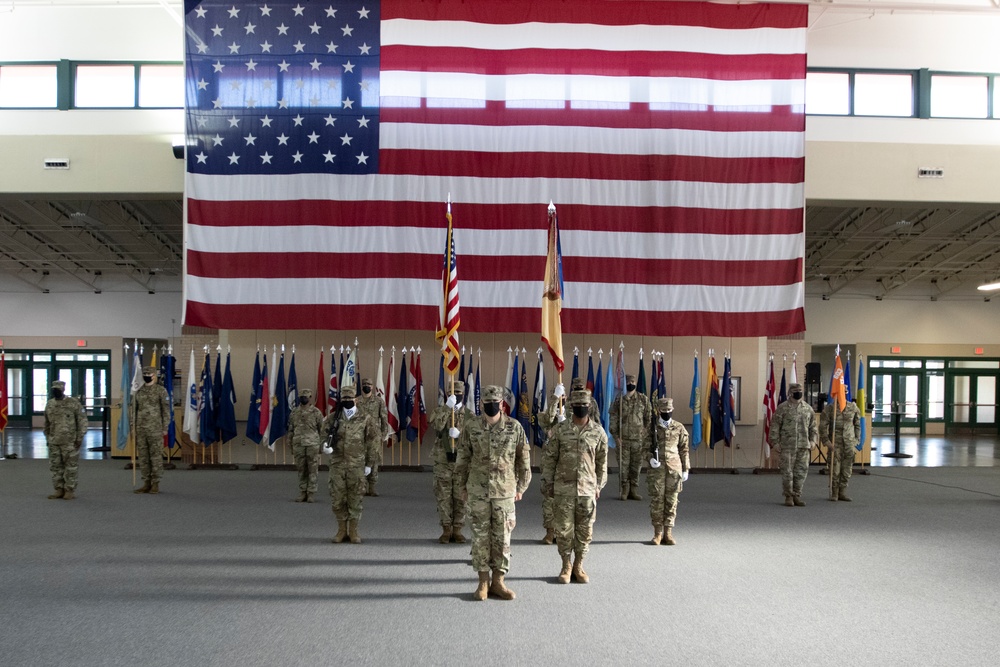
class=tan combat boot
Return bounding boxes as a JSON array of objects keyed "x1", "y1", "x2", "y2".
[
  {"x1": 628, "y1": 488, "x2": 643, "y2": 501},
  {"x1": 489, "y1": 570, "x2": 515, "y2": 600},
  {"x1": 149, "y1": 482, "x2": 159, "y2": 495},
  {"x1": 557, "y1": 555, "x2": 572, "y2": 584},
  {"x1": 439, "y1": 525, "x2": 452, "y2": 544},
  {"x1": 348, "y1": 519, "x2": 362, "y2": 544},
  {"x1": 664, "y1": 527, "x2": 676, "y2": 546},
  {"x1": 133, "y1": 481, "x2": 152, "y2": 494},
  {"x1": 367, "y1": 482, "x2": 379, "y2": 497},
  {"x1": 838, "y1": 488, "x2": 852, "y2": 502},
  {"x1": 306, "y1": 493, "x2": 316, "y2": 503},
  {"x1": 62, "y1": 489, "x2": 75, "y2": 500},
  {"x1": 473, "y1": 571, "x2": 490, "y2": 601},
  {"x1": 48, "y1": 488, "x2": 65, "y2": 500},
  {"x1": 452, "y1": 524, "x2": 466, "y2": 543},
  {"x1": 792, "y1": 494, "x2": 806, "y2": 507},
  {"x1": 784, "y1": 494, "x2": 794, "y2": 507},
  {"x1": 619, "y1": 484, "x2": 628, "y2": 501},
  {"x1": 542, "y1": 528, "x2": 555, "y2": 545},
  {"x1": 572, "y1": 556, "x2": 589, "y2": 584},
  {"x1": 332, "y1": 516, "x2": 348, "y2": 543},
  {"x1": 651, "y1": 525, "x2": 663, "y2": 546},
  {"x1": 295, "y1": 491, "x2": 307, "y2": 502}
]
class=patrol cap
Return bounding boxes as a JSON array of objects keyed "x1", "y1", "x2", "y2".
[
  {"x1": 300, "y1": 388, "x2": 313, "y2": 399},
  {"x1": 361, "y1": 377, "x2": 373, "y2": 387},
  {"x1": 626, "y1": 374, "x2": 637, "y2": 384},
  {"x1": 482, "y1": 385, "x2": 504, "y2": 402},
  {"x1": 570, "y1": 377, "x2": 585, "y2": 390},
  {"x1": 340, "y1": 385, "x2": 357, "y2": 400},
  {"x1": 789, "y1": 382, "x2": 803, "y2": 393},
  {"x1": 570, "y1": 389, "x2": 592, "y2": 406},
  {"x1": 51, "y1": 380, "x2": 66, "y2": 390},
  {"x1": 450, "y1": 380, "x2": 465, "y2": 393},
  {"x1": 657, "y1": 397, "x2": 674, "y2": 412},
  {"x1": 143, "y1": 366, "x2": 156, "y2": 375}
]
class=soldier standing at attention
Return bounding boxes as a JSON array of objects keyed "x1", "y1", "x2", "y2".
[
  {"x1": 820, "y1": 396, "x2": 862, "y2": 502},
  {"x1": 455, "y1": 385, "x2": 531, "y2": 601},
  {"x1": 288, "y1": 388, "x2": 324, "y2": 503},
  {"x1": 647, "y1": 397, "x2": 690, "y2": 546},
  {"x1": 44, "y1": 380, "x2": 87, "y2": 500},
  {"x1": 609, "y1": 374, "x2": 652, "y2": 501},
  {"x1": 324, "y1": 385, "x2": 378, "y2": 544},
  {"x1": 768, "y1": 382, "x2": 819, "y2": 507},
  {"x1": 428, "y1": 380, "x2": 474, "y2": 544},
  {"x1": 132, "y1": 366, "x2": 171, "y2": 495},
  {"x1": 358, "y1": 378, "x2": 388, "y2": 497},
  {"x1": 542, "y1": 389, "x2": 608, "y2": 584}
]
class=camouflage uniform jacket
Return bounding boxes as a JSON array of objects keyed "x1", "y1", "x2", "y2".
[
  {"x1": 538, "y1": 391, "x2": 599, "y2": 431},
  {"x1": 44, "y1": 396, "x2": 88, "y2": 445},
  {"x1": 429, "y1": 404, "x2": 477, "y2": 465},
  {"x1": 324, "y1": 411, "x2": 378, "y2": 468},
  {"x1": 455, "y1": 413, "x2": 532, "y2": 500},
  {"x1": 287, "y1": 405, "x2": 325, "y2": 448},
  {"x1": 769, "y1": 400, "x2": 818, "y2": 451},
  {"x1": 542, "y1": 418, "x2": 608, "y2": 497},
  {"x1": 359, "y1": 394, "x2": 389, "y2": 442},
  {"x1": 609, "y1": 392, "x2": 652, "y2": 443},
  {"x1": 134, "y1": 383, "x2": 171, "y2": 432},
  {"x1": 819, "y1": 402, "x2": 861, "y2": 449},
  {"x1": 652, "y1": 419, "x2": 691, "y2": 473}
]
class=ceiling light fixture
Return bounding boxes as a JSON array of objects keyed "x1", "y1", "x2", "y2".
[{"x1": 977, "y1": 281, "x2": 1000, "y2": 292}]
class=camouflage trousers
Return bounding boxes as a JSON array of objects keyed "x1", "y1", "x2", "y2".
[
  {"x1": 647, "y1": 468, "x2": 683, "y2": 528},
  {"x1": 541, "y1": 483, "x2": 554, "y2": 530},
  {"x1": 552, "y1": 495, "x2": 597, "y2": 559},
  {"x1": 433, "y1": 461, "x2": 467, "y2": 527},
  {"x1": 619, "y1": 439, "x2": 644, "y2": 489},
  {"x1": 366, "y1": 443, "x2": 383, "y2": 487},
  {"x1": 48, "y1": 442, "x2": 79, "y2": 491},
  {"x1": 135, "y1": 428, "x2": 164, "y2": 483},
  {"x1": 293, "y1": 443, "x2": 320, "y2": 495},
  {"x1": 329, "y1": 464, "x2": 366, "y2": 521},
  {"x1": 780, "y1": 446, "x2": 811, "y2": 496},
  {"x1": 832, "y1": 442, "x2": 856, "y2": 490},
  {"x1": 468, "y1": 496, "x2": 515, "y2": 574}
]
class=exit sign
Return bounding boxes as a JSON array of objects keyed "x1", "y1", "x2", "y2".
[{"x1": 890, "y1": 346, "x2": 901, "y2": 354}]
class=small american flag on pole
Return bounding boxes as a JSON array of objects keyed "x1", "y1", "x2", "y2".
[{"x1": 436, "y1": 200, "x2": 461, "y2": 375}]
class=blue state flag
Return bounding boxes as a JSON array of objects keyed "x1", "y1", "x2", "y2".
[
  {"x1": 199, "y1": 352, "x2": 215, "y2": 446},
  {"x1": 509, "y1": 351, "x2": 520, "y2": 419},
  {"x1": 722, "y1": 356, "x2": 735, "y2": 447},
  {"x1": 246, "y1": 352, "x2": 262, "y2": 444},
  {"x1": 212, "y1": 351, "x2": 223, "y2": 437},
  {"x1": 689, "y1": 356, "x2": 702, "y2": 449},
  {"x1": 603, "y1": 357, "x2": 614, "y2": 447},
  {"x1": 161, "y1": 353, "x2": 177, "y2": 449},
  {"x1": 271, "y1": 353, "x2": 289, "y2": 444},
  {"x1": 287, "y1": 352, "x2": 298, "y2": 413},
  {"x1": 218, "y1": 352, "x2": 237, "y2": 444}
]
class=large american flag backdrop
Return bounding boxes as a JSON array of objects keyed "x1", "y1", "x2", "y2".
[{"x1": 183, "y1": 0, "x2": 807, "y2": 336}]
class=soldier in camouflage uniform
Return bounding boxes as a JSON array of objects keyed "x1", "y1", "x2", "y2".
[
  {"x1": 43, "y1": 380, "x2": 87, "y2": 500},
  {"x1": 455, "y1": 384, "x2": 531, "y2": 601},
  {"x1": 647, "y1": 397, "x2": 690, "y2": 545},
  {"x1": 820, "y1": 397, "x2": 862, "y2": 502},
  {"x1": 609, "y1": 374, "x2": 652, "y2": 501},
  {"x1": 324, "y1": 385, "x2": 379, "y2": 543},
  {"x1": 429, "y1": 380, "x2": 474, "y2": 544},
  {"x1": 288, "y1": 388, "x2": 324, "y2": 503},
  {"x1": 542, "y1": 389, "x2": 608, "y2": 584},
  {"x1": 358, "y1": 378, "x2": 389, "y2": 497},
  {"x1": 132, "y1": 366, "x2": 171, "y2": 495},
  {"x1": 536, "y1": 377, "x2": 599, "y2": 545},
  {"x1": 768, "y1": 383, "x2": 819, "y2": 507}
]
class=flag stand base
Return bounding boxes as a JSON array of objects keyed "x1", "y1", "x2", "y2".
[
  {"x1": 689, "y1": 467, "x2": 740, "y2": 474},
  {"x1": 752, "y1": 467, "x2": 780, "y2": 474},
  {"x1": 187, "y1": 462, "x2": 240, "y2": 470},
  {"x1": 379, "y1": 465, "x2": 425, "y2": 472},
  {"x1": 249, "y1": 464, "x2": 297, "y2": 471}
]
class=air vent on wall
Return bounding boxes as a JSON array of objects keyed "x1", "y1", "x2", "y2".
[
  {"x1": 917, "y1": 167, "x2": 944, "y2": 178},
  {"x1": 43, "y1": 159, "x2": 70, "y2": 170}
]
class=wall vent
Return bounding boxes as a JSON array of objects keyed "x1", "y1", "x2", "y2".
[
  {"x1": 917, "y1": 167, "x2": 944, "y2": 178},
  {"x1": 43, "y1": 159, "x2": 70, "y2": 170}
]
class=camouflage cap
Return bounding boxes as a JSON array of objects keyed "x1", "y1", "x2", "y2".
[
  {"x1": 142, "y1": 366, "x2": 156, "y2": 375},
  {"x1": 789, "y1": 382, "x2": 803, "y2": 393},
  {"x1": 300, "y1": 388, "x2": 313, "y2": 399},
  {"x1": 361, "y1": 377, "x2": 373, "y2": 387},
  {"x1": 570, "y1": 389, "x2": 592, "y2": 406},
  {"x1": 51, "y1": 380, "x2": 66, "y2": 390},
  {"x1": 657, "y1": 397, "x2": 674, "y2": 412},
  {"x1": 340, "y1": 385, "x2": 357, "y2": 400},
  {"x1": 482, "y1": 384, "x2": 504, "y2": 402},
  {"x1": 570, "y1": 377, "x2": 586, "y2": 390},
  {"x1": 449, "y1": 380, "x2": 465, "y2": 393},
  {"x1": 626, "y1": 374, "x2": 637, "y2": 384}
]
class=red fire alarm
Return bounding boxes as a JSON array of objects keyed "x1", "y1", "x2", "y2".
[
  {"x1": 76, "y1": 339, "x2": 87, "y2": 347},
  {"x1": 890, "y1": 346, "x2": 901, "y2": 354}
]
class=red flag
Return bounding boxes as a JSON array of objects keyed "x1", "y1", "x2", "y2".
[
  {"x1": 0, "y1": 351, "x2": 9, "y2": 433},
  {"x1": 315, "y1": 349, "x2": 328, "y2": 416},
  {"x1": 410, "y1": 351, "x2": 428, "y2": 436},
  {"x1": 258, "y1": 360, "x2": 270, "y2": 437},
  {"x1": 762, "y1": 357, "x2": 776, "y2": 456}
]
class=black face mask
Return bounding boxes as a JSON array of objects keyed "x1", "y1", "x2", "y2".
[
  {"x1": 627, "y1": 384, "x2": 636, "y2": 392},
  {"x1": 572, "y1": 405, "x2": 589, "y2": 419},
  {"x1": 143, "y1": 375, "x2": 153, "y2": 383},
  {"x1": 660, "y1": 412, "x2": 672, "y2": 421},
  {"x1": 340, "y1": 400, "x2": 355, "y2": 410},
  {"x1": 362, "y1": 386, "x2": 372, "y2": 395},
  {"x1": 483, "y1": 402, "x2": 501, "y2": 417},
  {"x1": 299, "y1": 397, "x2": 310, "y2": 405},
  {"x1": 454, "y1": 395, "x2": 464, "y2": 404},
  {"x1": 791, "y1": 391, "x2": 803, "y2": 400},
  {"x1": 52, "y1": 389, "x2": 64, "y2": 399}
]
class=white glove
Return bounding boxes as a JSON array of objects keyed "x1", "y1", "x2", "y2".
[
  {"x1": 649, "y1": 457, "x2": 661, "y2": 468},
  {"x1": 682, "y1": 470, "x2": 689, "y2": 482},
  {"x1": 446, "y1": 394, "x2": 457, "y2": 408},
  {"x1": 557, "y1": 408, "x2": 566, "y2": 423},
  {"x1": 449, "y1": 427, "x2": 460, "y2": 439},
  {"x1": 322, "y1": 445, "x2": 333, "y2": 455},
  {"x1": 553, "y1": 383, "x2": 565, "y2": 398},
  {"x1": 364, "y1": 466, "x2": 372, "y2": 476}
]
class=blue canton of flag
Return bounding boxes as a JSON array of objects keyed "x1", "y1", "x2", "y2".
[{"x1": 185, "y1": 0, "x2": 381, "y2": 176}]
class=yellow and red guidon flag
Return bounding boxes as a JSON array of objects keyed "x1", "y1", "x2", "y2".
[
  {"x1": 436, "y1": 203, "x2": 461, "y2": 376},
  {"x1": 541, "y1": 204, "x2": 565, "y2": 374},
  {"x1": 830, "y1": 345, "x2": 847, "y2": 412}
]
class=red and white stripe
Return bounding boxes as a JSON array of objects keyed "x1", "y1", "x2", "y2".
[{"x1": 184, "y1": 0, "x2": 807, "y2": 336}]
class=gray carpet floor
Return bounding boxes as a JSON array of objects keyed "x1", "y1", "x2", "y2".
[{"x1": 1, "y1": 460, "x2": 998, "y2": 667}]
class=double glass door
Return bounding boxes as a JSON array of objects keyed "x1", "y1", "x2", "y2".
[
  {"x1": 949, "y1": 373, "x2": 997, "y2": 432},
  {"x1": 871, "y1": 371, "x2": 922, "y2": 431}
]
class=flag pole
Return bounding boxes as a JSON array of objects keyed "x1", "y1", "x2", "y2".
[
  {"x1": 830, "y1": 345, "x2": 840, "y2": 500},
  {"x1": 619, "y1": 341, "x2": 625, "y2": 498}
]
